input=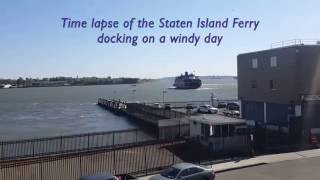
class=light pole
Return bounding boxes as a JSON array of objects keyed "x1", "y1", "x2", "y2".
[
  {"x1": 162, "y1": 90, "x2": 167, "y2": 106},
  {"x1": 210, "y1": 92, "x2": 214, "y2": 106}
]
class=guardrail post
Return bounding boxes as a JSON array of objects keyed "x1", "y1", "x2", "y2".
[
  {"x1": 144, "y1": 145, "x2": 147, "y2": 176},
  {"x1": 87, "y1": 134, "x2": 90, "y2": 150},
  {"x1": 0, "y1": 142, "x2": 3, "y2": 160},
  {"x1": 79, "y1": 154, "x2": 83, "y2": 176},
  {"x1": 40, "y1": 159, "x2": 43, "y2": 179},
  {"x1": 60, "y1": 136, "x2": 63, "y2": 153},
  {"x1": 32, "y1": 141, "x2": 35, "y2": 157},
  {"x1": 113, "y1": 132, "x2": 115, "y2": 146},
  {"x1": 172, "y1": 141, "x2": 175, "y2": 165},
  {"x1": 136, "y1": 129, "x2": 138, "y2": 143},
  {"x1": 113, "y1": 131, "x2": 116, "y2": 174}
]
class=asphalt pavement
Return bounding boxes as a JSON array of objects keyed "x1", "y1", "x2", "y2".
[{"x1": 216, "y1": 156, "x2": 320, "y2": 180}]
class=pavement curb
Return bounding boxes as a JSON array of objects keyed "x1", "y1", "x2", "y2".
[{"x1": 215, "y1": 162, "x2": 268, "y2": 173}]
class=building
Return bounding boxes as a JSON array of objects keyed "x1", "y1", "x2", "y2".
[
  {"x1": 237, "y1": 40, "x2": 320, "y2": 148},
  {"x1": 189, "y1": 114, "x2": 248, "y2": 153}
]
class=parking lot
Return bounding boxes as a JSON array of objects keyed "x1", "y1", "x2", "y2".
[{"x1": 173, "y1": 105, "x2": 240, "y2": 118}]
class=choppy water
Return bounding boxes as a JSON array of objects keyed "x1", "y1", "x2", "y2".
[{"x1": 0, "y1": 77, "x2": 237, "y2": 140}]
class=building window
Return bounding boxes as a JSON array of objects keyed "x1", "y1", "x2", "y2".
[
  {"x1": 269, "y1": 80, "x2": 275, "y2": 89},
  {"x1": 252, "y1": 58, "x2": 258, "y2": 69},
  {"x1": 251, "y1": 80, "x2": 257, "y2": 88},
  {"x1": 270, "y1": 56, "x2": 277, "y2": 67}
]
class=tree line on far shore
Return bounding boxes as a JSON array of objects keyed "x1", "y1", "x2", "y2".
[{"x1": 0, "y1": 76, "x2": 153, "y2": 88}]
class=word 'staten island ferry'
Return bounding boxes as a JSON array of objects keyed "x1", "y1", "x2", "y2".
[{"x1": 173, "y1": 72, "x2": 202, "y2": 89}]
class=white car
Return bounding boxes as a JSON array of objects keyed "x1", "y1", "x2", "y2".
[
  {"x1": 149, "y1": 163, "x2": 215, "y2": 180},
  {"x1": 197, "y1": 105, "x2": 218, "y2": 114},
  {"x1": 223, "y1": 109, "x2": 240, "y2": 117},
  {"x1": 152, "y1": 103, "x2": 162, "y2": 108}
]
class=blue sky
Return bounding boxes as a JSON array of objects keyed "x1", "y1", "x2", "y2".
[{"x1": 0, "y1": 0, "x2": 319, "y2": 79}]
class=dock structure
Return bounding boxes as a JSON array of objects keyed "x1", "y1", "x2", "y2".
[
  {"x1": 97, "y1": 98, "x2": 127, "y2": 114},
  {"x1": 97, "y1": 98, "x2": 187, "y2": 124},
  {"x1": 97, "y1": 98, "x2": 190, "y2": 139}
]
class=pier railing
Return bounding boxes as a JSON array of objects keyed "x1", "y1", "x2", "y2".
[{"x1": 0, "y1": 129, "x2": 156, "y2": 161}]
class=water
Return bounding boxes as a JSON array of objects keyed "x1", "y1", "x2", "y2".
[{"x1": 0, "y1": 77, "x2": 237, "y2": 140}]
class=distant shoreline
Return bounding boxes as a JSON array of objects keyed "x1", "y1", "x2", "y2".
[
  {"x1": 0, "y1": 77, "x2": 155, "y2": 89},
  {"x1": 0, "y1": 75, "x2": 237, "y2": 89}
]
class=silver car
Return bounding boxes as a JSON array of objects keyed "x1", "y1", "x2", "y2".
[
  {"x1": 197, "y1": 105, "x2": 218, "y2": 114},
  {"x1": 149, "y1": 163, "x2": 215, "y2": 180}
]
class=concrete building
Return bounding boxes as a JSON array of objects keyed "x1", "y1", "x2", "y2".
[{"x1": 237, "y1": 40, "x2": 320, "y2": 147}]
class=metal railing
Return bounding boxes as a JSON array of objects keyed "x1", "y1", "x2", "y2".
[
  {"x1": 0, "y1": 139, "x2": 249, "y2": 180},
  {"x1": 0, "y1": 129, "x2": 155, "y2": 161},
  {"x1": 144, "y1": 99, "x2": 237, "y2": 108},
  {"x1": 270, "y1": 39, "x2": 320, "y2": 49},
  {"x1": 0, "y1": 140, "x2": 184, "y2": 180}
]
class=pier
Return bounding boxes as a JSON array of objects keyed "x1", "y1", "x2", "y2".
[
  {"x1": 97, "y1": 98, "x2": 239, "y2": 140},
  {"x1": 97, "y1": 98, "x2": 187, "y2": 123},
  {"x1": 97, "y1": 98, "x2": 191, "y2": 139}
]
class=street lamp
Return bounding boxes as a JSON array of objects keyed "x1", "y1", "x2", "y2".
[
  {"x1": 162, "y1": 90, "x2": 167, "y2": 105},
  {"x1": 210, "y1": 92, "x2": 214, "y2": 106}
]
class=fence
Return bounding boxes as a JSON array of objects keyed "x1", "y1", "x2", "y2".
[
  {"x1": 0, "y1": 138, "x2": 250, "y2": 180},
  {"x1": 158, "y1": 124, "x2": 190, "y2": 140},
  {"x1": 0, "y1": 129, "x2": 156, "y2": 161},
  {"x1": 0, "y1": 140, "x2": 186, "y2": 180}
]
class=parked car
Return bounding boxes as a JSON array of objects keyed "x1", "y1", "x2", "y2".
[
  {"x1": 152, "y1": 103, "x2": 162, "y2": 108},
  {"x1": 185, "y1": 104, "x2": 198, "y2": 114},
  {"x1": 149, "y1": 163, "x2": 215, "y2": 180},
  {"x1": 226, "y1": 102, "x2": 240, "y2": 111},
  {"x1": 217, "y1": 102, "x2": 227, "y2": 108},
  {"x1": 164, "y1": 103, "x2": 172, "y2": 110},
  {"x1": 186, "y1": 104, "x2": 197, "y2": 110},
  {"x1": 223, "y1": 109, "x2": 240, "y2": 117},
  {"x1": 197, "y1": 105, "x2": 218, "y2": 114},
  {"x1": 79, "y1": 172, "x2": 136, "y2": 180}
]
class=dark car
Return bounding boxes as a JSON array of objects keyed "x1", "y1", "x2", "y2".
[
  {"x1": 226, "y1": 102, "x2": 240, "y2": 111},
  {"x1": 217, "y1": 102, "x2": 227, "y2": 108},
  {"x1": 164, "y1": 103, "x2": 172, "y2": 110},
  {"x1": 186, "y1": 104, "x2": 197, "y2": 110}
]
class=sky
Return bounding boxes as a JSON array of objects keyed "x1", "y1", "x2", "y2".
[{"x1": 0, "y1": 0, "x2": 320, "y2": 79}]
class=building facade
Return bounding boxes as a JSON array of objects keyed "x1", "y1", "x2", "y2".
[
  {"x1": 189, "y1": 115, "x2": 248, "y2": 153},
  {"x1": 237, "y1": 42, "x2": 320, "y2": 147}
]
